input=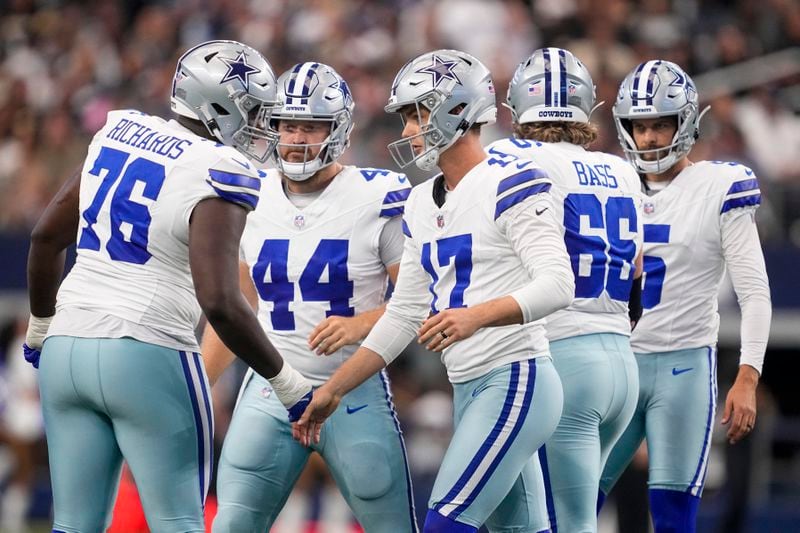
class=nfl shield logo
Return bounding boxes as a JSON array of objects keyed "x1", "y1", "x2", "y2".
[
  {"x1": 644, "y1": 202, "x2": 655, "y2": 215},
  {"x1": 436, "y1": 214, "x2": 445, "y2": 228},
  {"x1": 294, "y1": 214, "x2": 305, "y2": 228}
]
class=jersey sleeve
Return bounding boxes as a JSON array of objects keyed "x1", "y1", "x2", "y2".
[
  {"x1": 204, "y1": 157, "x2": 263, "y2": 212},
  {"x1": 719, "y1": 164, "x2": 761, "y2": 219},
  {"x1": 493, "y1": 164, "x2": 575, "y2": 322},
  {"x1": 378, "y1": 174, "x2": 412, "y2": 219},
  {"x1": 371, "y1": 169, "x2": 411, "y2": 265},
  {"x1": 492, "y1": 163, "x2": 552, "y2": 221},
  {"x1": 720, "y1": 199, "x2": 772, "y2": 374}
]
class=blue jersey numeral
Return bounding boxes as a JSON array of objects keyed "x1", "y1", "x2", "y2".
[
  {"x1": 77, "y1": 146, "x2": 166, "y2": 264},
  {"x1": 563, "y1": 193, "x2": 638, "y2": 300},
  {"x1": 251, "y1": 239, "x2": 354, "y2": 330},
  {"x1": 641, "y1": 224, "x2": 670, "y2": 309},
  {"x1": 421, "y1": 234, "x2": 473, "y2": 313}
]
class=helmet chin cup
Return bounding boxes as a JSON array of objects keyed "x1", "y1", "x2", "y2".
[
  {"x1": 636, "y1": 151, "x2": 681, "y2": 175},
  {"x1": 416, "y1": 148, "x2": 440, "y2": 171},
  {"x1": 279, "y1": 158, "x2": 324, "y2": 181}
]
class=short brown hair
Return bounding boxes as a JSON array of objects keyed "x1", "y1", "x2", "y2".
[{"x1": 513, "y1": 121, "x2": 598, "y2": 147}]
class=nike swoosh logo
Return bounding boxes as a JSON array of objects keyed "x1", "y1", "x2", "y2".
[
  {"x1": 346, "y1": 404, "x2": 368, "y2": 414},
  {"x1": 535, "y1": 207, "x2": 549, "y2": 216},
  {"x1": 516, "y1": 161, "x2": 532, "y2": 169},
  {"x1": 232, "y1": 158, "x2": 251, "y2": 170},
  {"x1": 672, "y1": 367, "x2": 693, "y2": 376}
]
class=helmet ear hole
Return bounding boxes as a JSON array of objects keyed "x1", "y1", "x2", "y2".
[
  {"x1": 211, "y1": 103, "x2": 229, "y2": 116},
  {"x1": 448, "y1": 103, "x2": 466, "y2": 116}
]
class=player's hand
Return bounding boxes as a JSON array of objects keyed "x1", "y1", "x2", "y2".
[
  {"x1": 22, "y1": 344, "x2": 41, "y2": 369},
  {"x1": 308, "y1": 315, "x2": 369, "y2": 356},
  {"x1": 286, "y1": 389, "x2": 313, "y2": 423},
  {"x1": 292, "y1": 385, "x2": 340, "y2": 447},
  {"x1": 418, "y1": 307, "x2": 483, "y2": 352},
  {"x1": 721, "y1": 365, "x2": 759, "y2": 444}
]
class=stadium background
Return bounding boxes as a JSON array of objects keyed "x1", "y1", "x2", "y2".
[{"x1": 0, "y1": 0, "x2": 797, "y2": 531}]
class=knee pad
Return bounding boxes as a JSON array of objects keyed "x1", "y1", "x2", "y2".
[
  {"x1": 649, "y1": 488, "x2": 699, "y2": 533},
  {"x1": 339, "y1": 442, "x2": 394, "y2": 500},
  {"x1": 423, "y1": 510, "x2": 478, "y2": 533}
]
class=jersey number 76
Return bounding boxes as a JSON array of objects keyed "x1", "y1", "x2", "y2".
[{"x1": 77, "y1": 146, "x2": 165, "y2": 264}]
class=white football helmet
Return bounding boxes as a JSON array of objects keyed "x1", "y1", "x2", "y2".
[
  {"x1": 613, "y1": 60, "x2": 709, "y2": 174},
  {"x1": 506, "y1": 47, "x2": 598, "y2": 124},
  {"x1": 272, "y1": 62, "x2": 355, "y2": 181},
  {"x1": 385, "y1": 49, "x2": 497, "y2": 171},
  {"x1": 170, "y1": 40, "x2": 280, "y2": 163}
]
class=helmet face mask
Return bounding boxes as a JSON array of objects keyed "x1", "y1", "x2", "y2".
[
  {"x1": 506, "y1": 47, "x2": 598, "y2": 126},
  {"x1": 387, "y1": 90, "x2": 451, "y2": 172},
  {"x1": 171, "y1": 40, "x2": 281, "y2": 163},
  {"x1": 385, "y1": 50, "x2": 497, "y2": 171},
  {"x1": 613, "y1": 60, "x2": 708, "y2": 174},
  {"x1": 272, "y1": 62, "x2": 355, "y2": 181}
]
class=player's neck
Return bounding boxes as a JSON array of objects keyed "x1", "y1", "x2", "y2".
[
  {"x1": 438, "y1": 135, "x2": 487, "y2": 190},
  {"x1": 644, "y1": 156, "x2": 692, "y2": 183},
  {"x1": 175, "y1": 115, "x2": 215, "y2": 142},
  {"x1": 284, "y1": 162, "x2": 343, "y2": 194}
]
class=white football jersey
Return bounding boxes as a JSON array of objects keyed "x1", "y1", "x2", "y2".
[
  {"x1": 486, "y1": 138, "x2": 643, "y2": 341},
  {"x1": 239, "y1": 166, "x2": 410, "y2": 386},
  {"x1": 48, "y1": 109, "x2": 263, "y2": 351},
  {"x1": 631, "y1": 161, "x2": 763, "y2": 353},
  {"x1": 385, "y1": 158, "x2": 566, "y2": 383}
]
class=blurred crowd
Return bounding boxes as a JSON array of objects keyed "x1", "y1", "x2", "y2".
[{"x1": 0, "y1": 0, "x2": 799, "y2": 238}]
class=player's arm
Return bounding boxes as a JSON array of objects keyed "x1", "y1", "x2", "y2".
[
  {"x1": 629, "y1": 251, "x2": 644, "y2": 330},
  {"x1": 308, "y1": 215, "x2": 404, "y2": 355},
  {"x1": 295, "y1": 230, "x2": 431, "y2": 445},
  {"x1": 24, "y1": 168, "x2": 81, "y2": 364},
  {"x1": 190, "y1": 198, "x2": 311, "y2": 417},
  {"x1": 718, "y1": 208, "x2": 772, "y2": 444},
  {"x1": 418, "y1": 189, "x2": 574, "y2": 351},
  {"x1": 201, "y1": 260, "x2": 258, "y2": 386}
]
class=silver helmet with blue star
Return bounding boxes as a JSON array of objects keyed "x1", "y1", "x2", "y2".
[
  {"x1": 385, "y1": 49, "x2": 497, "y2": 171},
  {"x1": 170, "y1": 40, "x2": 280, "y2": 162},
  {"x1": 613, "y1": 60, "x2": 708, "y2": 174},
  {"x1": 272, "y1": 62, "x2": 355, "y2": 181}
]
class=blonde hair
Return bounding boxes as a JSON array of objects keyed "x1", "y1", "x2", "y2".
[{"x1": 513, "y1": 121, "x2": 598, "y2": 147}]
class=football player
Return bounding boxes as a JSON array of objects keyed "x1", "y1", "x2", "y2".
[
  {"x1": 23, "y1": 41, "x2": 313, "y2": 532},
  {"x1": 296, "y1": 49, "x2": 575, "y2": 532},
  {"x1": 598, "y1": 60, "x2": 772, "y2": 532},
  {"x1": 487, "y1": 47, "x2": 643, "y2": 533},
  {"x1": 202, "y1": 62, "x2": 417, "y2": 533}
]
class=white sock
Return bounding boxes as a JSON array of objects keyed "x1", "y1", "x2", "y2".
[
  {"x1": 275, "y1": 489, "x2": 308, "y2": 533},
  {"x1": 319, "y1": 484, "x2": 352, "y2": 533},
  {"x1": 0, "y1": 484, "x2": 30, "y2": 533}
]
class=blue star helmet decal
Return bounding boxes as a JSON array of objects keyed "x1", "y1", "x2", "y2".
[
  {"x1": 328, "y1": 78, "x2": 353, "y2": 105},
  {"x1": 416, "y1": 54, "x2": 461, "y2": 89},
  {"x1": 220, "y1": 51, "x2": 261, "y2": 90}
]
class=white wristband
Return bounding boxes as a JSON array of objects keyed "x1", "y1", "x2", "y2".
[
  {"x1": 26, "y1": 315, "x2": 53, "y2": 349},
  {"x1": 269, "y1": 361, "x2": 312, "y2": 408}
]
